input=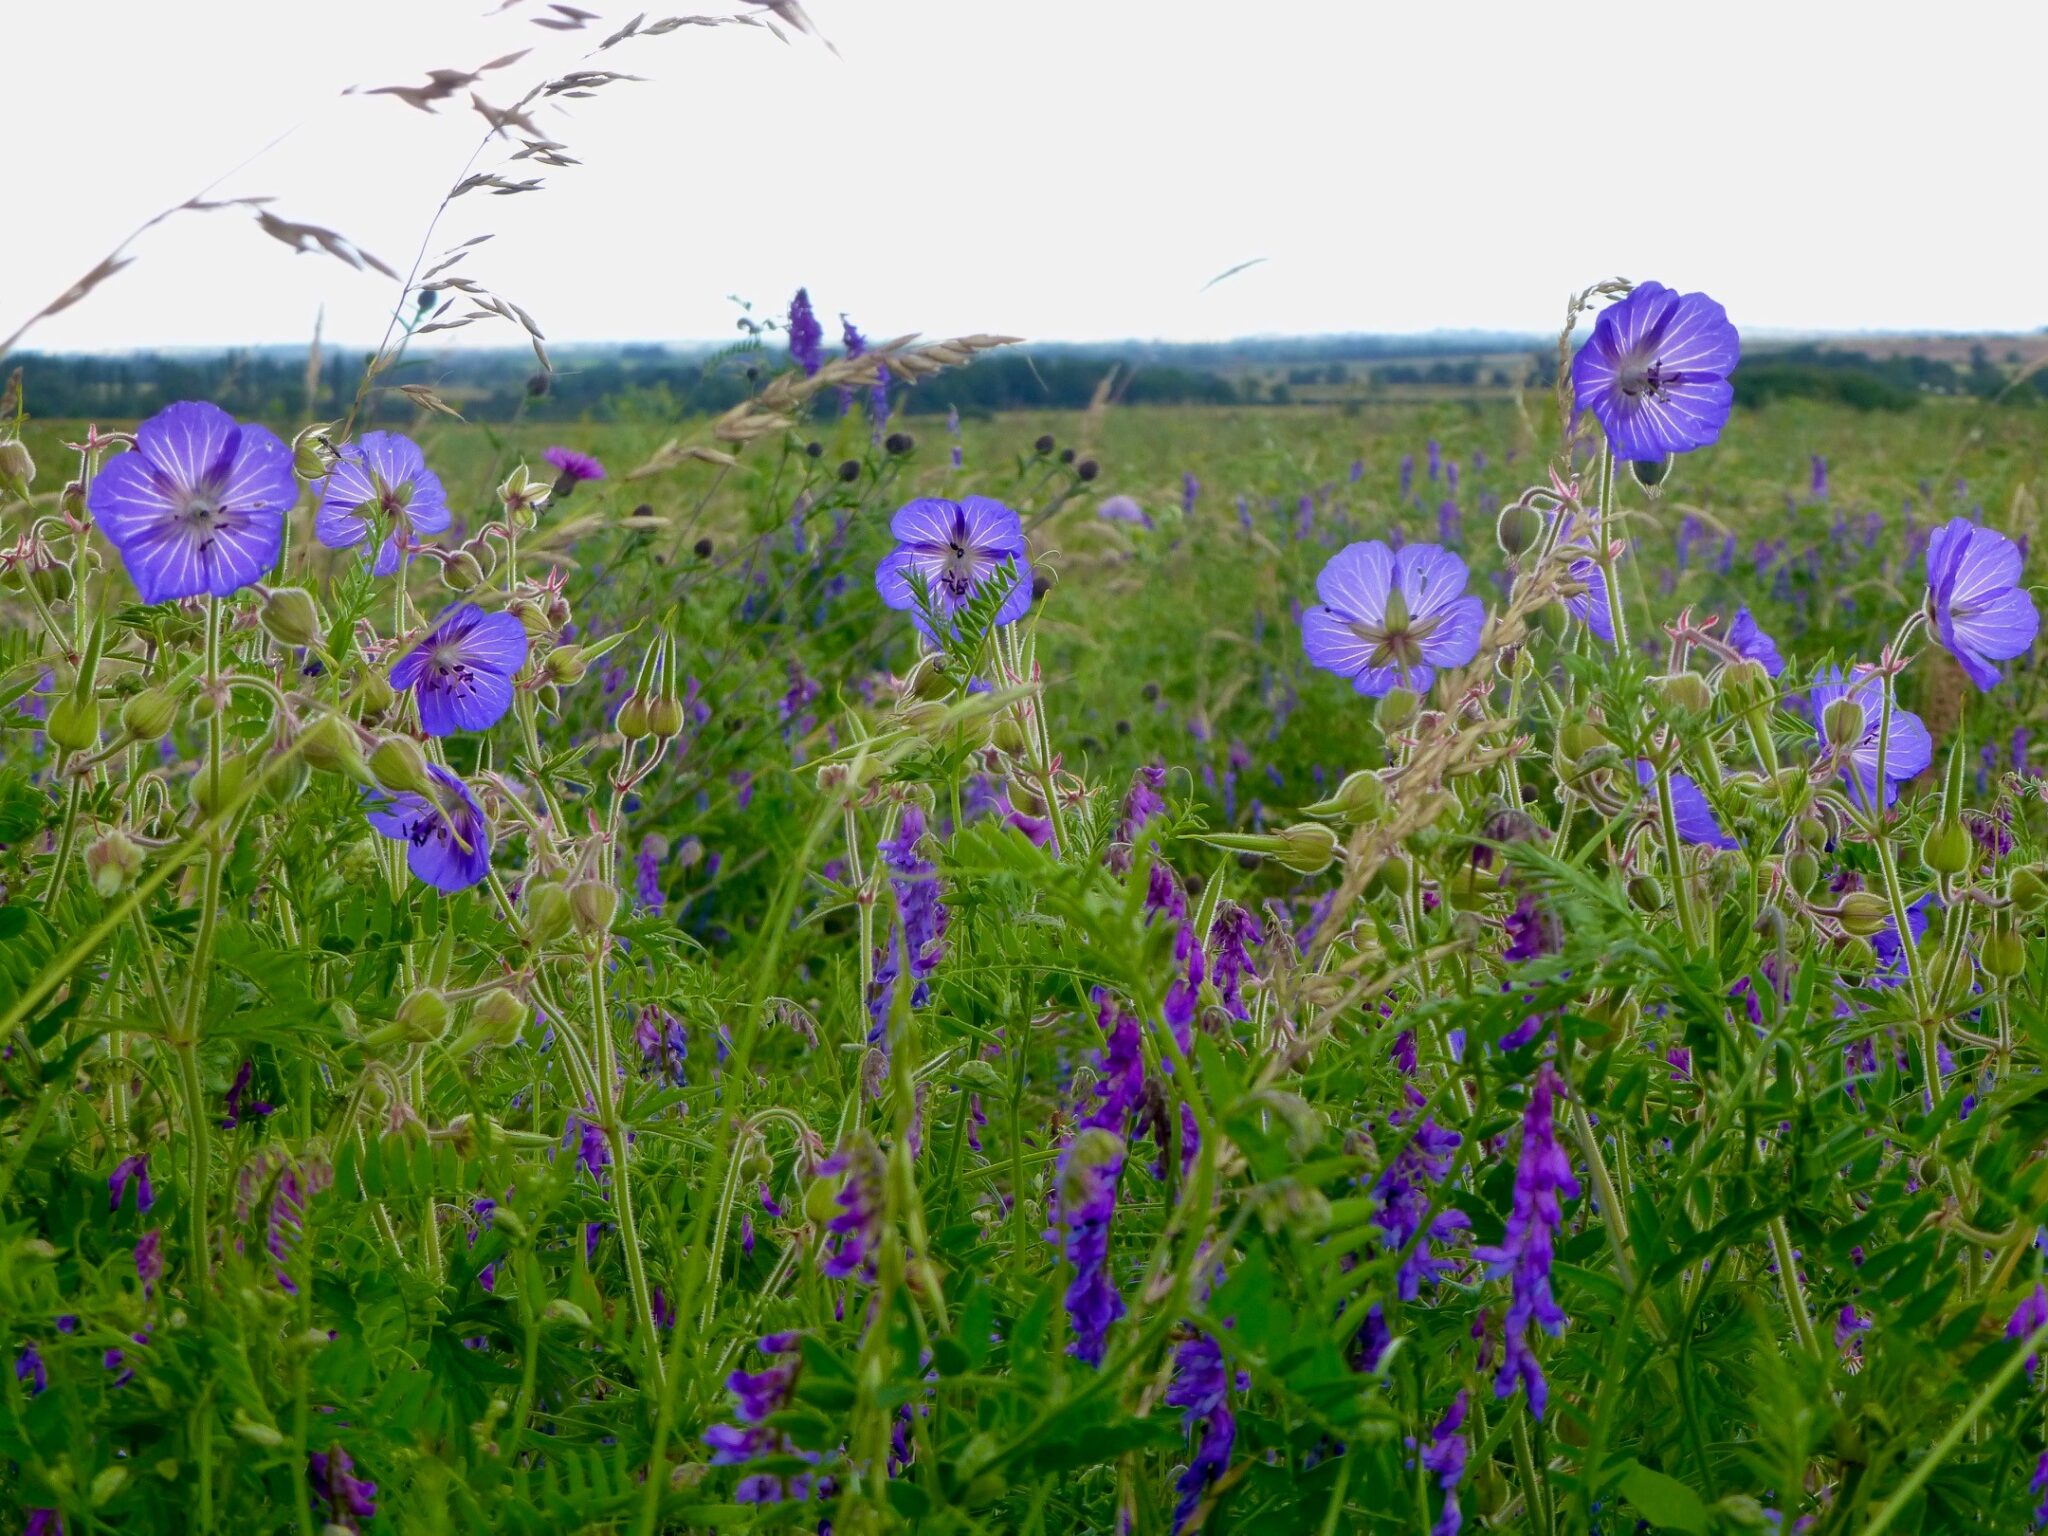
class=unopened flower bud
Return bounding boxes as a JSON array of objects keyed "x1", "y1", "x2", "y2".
[
  {"x1": 1626, "y1": 873, "x2": 1666, "y2": 911},
  {"x1": 1559, "y1": 721, "x2": 1610, "y2": 764},
  {"x1": 397, "y1": 986, "x2": 450, "y2": 1042},
  {"x1": 1495, "y1": 501, "x2": 1543, "y2": 557},
  {"x1": 1305, "y1": 768, "x2": 1388, "y2": 824},
  {"x1": 454, "y1": 987, "x2": 528, "y2": 1053},
  {"x1": 86, "y1": 829, "x2": 145, "y2": 898},
  {"x1": 1982, "y1": 921, "x2": 2026, "y2": 981},
  {"x1": 568, "y1": 878, "x2": 619, "y2": 940},
  {"x1": 2013, "y1": 865, "x2": 2048, "y2": 915},
  {"x1": 990, "y1": 717, "x2": 1028, "y2": 756},
  {"x1": 524, "y1": 880, "x2": 574, "y2": 945},
  {"x1": 1836, "y1": 934, "x2": 1876, "y2": 972},
  {"x1": 1273, "y1": 821, "x2": 1341, "y2": 875},
  {"x1": 1822, "y1": 696, "x2": 1866, "y2": 750},
  {"x1": 189, "y1": 757, "x2": 247, "y2": 818},
  {"x1": 353, "y1": 670, "x2": 396, "y2": 718},
  {"x1": 290, "y1": 423, "x2": 339, "y2": 481},
  {"x1": 119, "y1": 687, "x2": 178, "y2": 742},
  {"x1": 615, "y1": 694, "x2": 653, "y2": 740},
  {"x1": 509, "y1": 599, "x2": 553, "y2": 641},
  {"x1": 1837, "y1": 891, "x2": 1892, "y2": 937},
  {"x1": 1367, "y1": 854, "x2": 1410, "y2": 898},
  {"x1": 259, "y1": 587, "x2": 321, "y2": 649},
  {"x1": 1653, "y1": 671, "x2": 1713, "y2": 715},
  {"x1": 368, "y1": 736, "x2": 434, "y2": 798},
  {"x1": 647, "y1": 693, "x2": 685, "y2": 738},
  {"x1": 903, "y1": 654, "x2": 952, "y2": 701},
  {"x1": 541, "y1": 1299, "x2": 591, "y2": 1330},
  {"x1": 441, "y1": 551, "x2": 485, "y2": 592},
  {"x1": 46, "y1": 693, "x2": 100, "y2": 753},
  {"x1": 1784, "y1": 849, "x2": 1821, "y2": 895},
  {"x1": 954, "y1": 1059, "x2": 1002, "y2": 1092},
  {"x1": 1921, "y1": 818, "x2": 1972, "y2": 879},
  {"x1": 0, "y1": 437, "x2": 35, "y2": 500},
  {"x1": 544, "y1": 645, "x2": 589, "y2": 686},
  {"x1": 1628, "y1": 455, "x2": 1671, "y2": 489},
  {"x1": 1794, "y1": 814, "x2": 1829, "y2": 851},
  {"x1": 1375, "y1": 688, "x2": 1420, "y2": 733},
  {"x1": 297, "y1": 715, "x2": 366, "y2": 780}
]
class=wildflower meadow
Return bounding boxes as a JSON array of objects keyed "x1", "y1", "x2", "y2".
[{"x1": 8, "y1": 17, "x2": 2048, "y2": 1536}]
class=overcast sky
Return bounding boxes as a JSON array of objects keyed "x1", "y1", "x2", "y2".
[{"x1": 9, "y1": 1, "x2": 2045, "y2": 353}]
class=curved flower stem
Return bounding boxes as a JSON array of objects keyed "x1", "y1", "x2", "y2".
[
  {"x1": 1593, "y1": 447, "x2": 1631, "y2": 656},
  {"x1": 587, "y1": 946, "x2": 665, "y2": 1390},
  {"x1": 1509, "y1": 1409, "x2": 1553, "y2": 1536},
  {"x1": 45, "y1": 774, "x2": 86, "y2": 901},
  {"x1": 1768, "y1": 1215, "x2": 1822, "y2": 1359}
]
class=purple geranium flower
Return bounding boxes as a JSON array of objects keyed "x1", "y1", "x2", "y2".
[
  {"x1": 313, "y1": 431, "x2": 449, "y2": 575},
  {"x1": 1571, "y1": 282, "x2": 1740, "y2": 460},
  {"x1": 110, "y1": 1153, "x2": 153, "y2": 1214},
  {"x1": 875, "y1": 497, "x2": 1032, "y2": 639},
  {"x1": 365, "y1": 765, "x2": 493, "y2": 892},
  {"x1": 1097, "y1": 494, "x2": 1149, "y2": 526},
  {"x1": 1726, "y1": 606, "x2": 1783, "y2": 677},
  {"x1": 1301, "y1": 541, "x2": 1485, "y2": 697},
  {"x1": 788, "y1": 288, "x2": 823, "y2": 376},
  {"x1": 389, "y1": 602, "x2": 529, "y2": 736},
  {"x1": 1636, "y1": 761, "x2": 1737, "y2": 849},
  {"x1": 1924, "y1": 517, "x2": 2039, "y2": 690},
  {"x1": 1809, "y1": 667, "x2": 1933, "y2": 812},
  {"x1": 1473, "y1": 1064, "x2": 1579, "y2": 1420},
  {"x1": 543, "y1": 445, "x2": 607, "y2": 487},
  {"x1": 88, "y1": 401, "x2": 295, "y2": 602}
]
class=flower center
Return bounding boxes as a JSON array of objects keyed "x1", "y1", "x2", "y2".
[
  {"x1": 938, "y1": 539, "x2": 980, "y2": 597},
  {"x1": 1351, "y1": 586, "x2": 1435, "y2": 671},
  {"x1": 1620, "y1": 357, "x2": 1672, "y2": 402}
]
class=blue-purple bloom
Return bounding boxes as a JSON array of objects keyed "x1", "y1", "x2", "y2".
[
  {"x1": 705, "y1": 1333, "x2": 825, "y2": 1503},
  {"x1": 1473, "y1": 1064, "x2": 1579, "y2": 1420},
  {"x1": 1571, "y1": 282, "x2": 1740, "y2": 460},
  {"x1": 1636, "y1": 761, "x2": 1737, "y2": 849},
  {"x1": 89, "y1": 401, "x2": 295, "y2": 602},
  {"x1": 1809, "y1": 667, "x2": 1933, "y2": 811},
  {"x1": 1166, "y1": 1330, "x2": 1236, "y2": 1533},
  {"x1": 543, "y1": 445, "x2": 607, "y2": 486},
  {"x1": 1374, "y1": 1104, "x2": 1470, "y2": 1299},
  {"x1": 2010, "y1": 1283, "x2": 2048, "y2": 1377},
  {"x1": 1051, "y1": 1129, "x2": 1125, "y2": 1366},
  {"x1": 110, "y1": 1153, "x2": 153, "y2": 1214},
  {"x1": 222, "y1": 1058, "x2": 274, "y2": 1130},
  {"x1": 1301, "y1": 541, "x2": 1486, "y2": 697},
  {"x1": 876, "y1": 497, "x2": 1032, "y2": 640},
  {"x1": 364, "y1": 765, "x2": 493, "y2": 892},
  {"x1": 1422, "y1": 1392, "x2": 1469, "y2": 1536},
  {"x1": 1097, "y1": 494, "x2": 1149, "y2": 527},
  {"x1": 309, "y1": 1445, "x2": 378, "y2": 1531},
  {"x1": 16, "y1": 1342, "x2": 46, "y2": 1396},
  {"x1": 818, "y1": 1136, "x2": 884, "y2": 1281},
  {"x1": 313, "y1": 431, "x2": 450, "y2": 575},
  {"x1": 868, "y1": 806, "x2": 949, "y2": 1039},
  {"x1": 389, "y1": 602, "x2": 530, "y2": 736},
  {"x1": 1925, "y1": 517, "x2": 2039, "y2": 690},
  {"x1": 135, "y1": 1229, "x2": 163, "y2": 1296},
  {"x1": 1726, "y1": 606, "x2": 1784, "y2": 677},
  {"x1": 788, "y1": 288, "x2": 823, "y2": 376}
]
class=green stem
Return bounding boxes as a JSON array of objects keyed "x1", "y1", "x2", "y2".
[
  {"x1": 1654, "y1": 763, "x2": 1702, "y2": 948},
  {"x1": 1768, "y1": 1215, "x2": 1821, "y2": 1359},
  {"x1": 589, "y1": 948, "x2": 664, "y2": 1389}
]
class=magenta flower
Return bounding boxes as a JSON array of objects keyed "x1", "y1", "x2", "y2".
[
  {"x1": 389, "y1": 602, "x2": 529, "y2": 736},
  {"x1": 1571, "y1": 282, "x2": 1740, "y2": 460},
  {"x1": 1925, "y1": 517, "x2": 2039, "y2": 690},
  {"x1": 544, "y1": 445, "x2": 607, "y2": 487},
  {"x1": 876, "y1": 497, "x2": 1032, "y2": 639},
  {"x1": 364, "y1": 765, "x2": 492, "y2": 892},
  {"x1": 313, "y1": 431, "x2": 449, "y2": 575},
  {"x1": 1809, "y1": 667, "x2": 1933, "y2": 811},
  {"x1": 88, "y1": 401, "x2": 295, "y2": 602},
  {"x1": 1302, "y1": 541, "x2": 1485, "y2": 697}
]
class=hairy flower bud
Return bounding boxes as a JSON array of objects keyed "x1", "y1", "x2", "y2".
[
  {"x1": 1653, "y1": 671, "x2": 1712, "y2": 715},
  {"x1": 509, "y1": 598, "x2": 553, "y2": 641},
  {"x1": 1375, "y1": 687, "x2": 1420, "y2": 733},
  {"x1": 544, "y1": 645, "x2": 589, "y2": 686},
  {"x1": 1836, "y1": 934, "x2": 1876, "y2": 972},
  {"x1": 441, "y1": 550, "x2": 485, "y2": 592},
  {"x1": 368, "y1": 736, "x2": 434, "y2": 798},
  {"x1": 119, "y1": 687, "x2": 178, "y2": 742},
  {"x1": 297, "y1": 715, "x2": 367, "y2": 780},
  {"x1": 354, "y1": 670, "x2": 396, "y2": 718},
  {"x1": 1273, "y1": 821, "x2": 1341, "y2": 875},
  {"x1": 1837, "y1": 892, "x2": 1892, "y2": 937},
  {"x1": 1368, "y1": 853, "x2": 1410, "y2": 898},
  {"x1": 259, "y1": 587, "x2": 321, "y2": 649},
  {"x1": 615, "y1": 694, "x2": 653, "y2": 740},
  {"x1": 1304, "y1": 768, "x2": 1388, "y2": 824},
  {"x1": 1821, "y1": 695, "x2": 1866, "y2": 750},
  {"x1": 46, "y1": 693, "x2": 100, "y2": 753},
  {"x1": 1626, "y1": 873, "x2": 1666, "y2": 911},
  {"x1": 1495, "y1": 500, "x2": 1543, "y2": 557},
  {"x1": 290, "y1": 422, "x2": 339, "y2": 481},
  {"x1": 1921, "y1": 818, "x2": 1972, "y2": 879},
  {"x1": 568, "y1": 878, "x2": 619, "y2": 941},
  {"x1": 524, "y1": 880, "x2": 574, "y2": 945},
  {"x1": 1784, "y1": 848, "x2": 1821, "y2": 896},
  {"x1": 0, "y1": 437, "x2": 35, "y2": 500},
  {"x1": 453, "y1": 987, "x2": 529, "y2": 1054},
  {"x1": 396, "y1": 987, "x2": 451, "y2": 1042},
  {"x1": 2013, "y1": 865, "x2": 2048, "y2": 915},
  {"x1": 189, "y1": 756, "x2": 247, "y2": 818},
  {"x1": 86, "y1": 829, "x2": 145, "y2": 898},
  {"x1": 647, "y1": 693, "x2": 685, "y2": 738},
  {"x1": 1982, "y1": 921, "x2": 2026, "y2": 981}
]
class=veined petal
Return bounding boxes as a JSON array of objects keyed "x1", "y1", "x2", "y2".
[
  {"x1": 1416, "y1": 594, "x2": 1485, "y2": 669},
  {"x1": 1315, "y1": 541, "x2": 1394, "y2": 625},
  {"x1": 1301, "y1": 605, "x2": 1373, "y2": 679},
  {"x1": 888, "y1": 497, "x2": 962, "y2": 548},
  {"x1": 1392, "y1": 542, "x2": 1471, "y2": 621},
  {"x1": 955, "y1": 495, "x2": 1026, "y2": 558}
]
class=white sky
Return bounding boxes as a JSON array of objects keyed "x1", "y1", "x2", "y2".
[{"x1": 7, "y1": 0, "x2": 2045, "y2": 352}]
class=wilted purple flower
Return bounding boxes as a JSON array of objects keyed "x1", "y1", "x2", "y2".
[
  {"x1": 390, "y1": 601, "x2": 530, "y2": 736},
  {"x1": 1571, "y1": 282, "x2": 1740, "y2": 460},
  {"x1": 819, "y1": 1136, "x2": 884, "y2": 1281},
  {"x1": 1925, "y1": 517, "x2": 2039, "y2": 690},
  {"x1": 110, "y1": 1153, "x2": 153, "y2": 1214},
  {"x1": 309, "y1": 1445, "x2": 378, "y2": 1530},
  {"x1": 1051, "y1": 1129, "x2": 1125, "y2": 1366},
  {"x1": 1473, "y1": 1064, "x2": 1579, "y2": 1419},
  {"x1": 869, "y1": 807, "x2": 949, "y2": 1039},
  {"x1": 543, "y1": 445, "x2": 607, "y2": 487},
  {"x1": 1726, "y1": 606, "x2": 1784, "y2": 677},
  {"x1": 1301, "y1": 541, "x2": 1485, "y2": 697},
  {"x1": 222, "y1": 1058, "x2": 274, "y2": 1130},
  {"x1": 88, "y1": 401, "x2": 295, "y2": 602},
  {"x1": 1422, "y1": 1392, "x2": 1469, "y2": 1536},
  {"x1": 314, "y1": 431, "x2": 450, "y2": 574},
  {"x1": 876, "y1": 497, "x2": 1032, "y2": 640},
  {"x1": 788, "y1": 288, "x2": 823, "y2": 376},
  {"x1": 1636, "y1": 760, "x2": 1737, "y2": 849},
  {"x1": 365, "y1": 765, "x2": 492, "y2": 892},
  {"x1": 16, "y1": 1342, "x2": 46, "y2": 1396},
  {"x1": 1374, "y1": 1107, "x2": 1470, "y2": 1299},
  {"x1": 1166, "y1": 1330, "x2": 1235, "y2": 1533},
  {"x1": 1809, "y1": 667, "x2": 1933, "y2": 811},
  {"x1": 135, "y1": 1229, "x2": 163, "y2": 1295}
]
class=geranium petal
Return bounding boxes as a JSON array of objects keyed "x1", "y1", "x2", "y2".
[
  {"x1": 1315, "y1": 541, "x2": 1393, "y2": 625},
  {"x1": 1300, "y1": 606, "x2": 1371, "y2": 679}
]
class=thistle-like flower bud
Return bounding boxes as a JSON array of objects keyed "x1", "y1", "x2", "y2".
[
  {"x1": 0, "y1": 437, "x2": 35, "y2": 500},
  {"x1": 1921, "y1": 818, "x2": 1972, "y2": 879},
  {"x1": 86, "y1": 829, "x2": 145, "y2": 898},
  {"x1": 568, "y1": 878, "x2": 619, "y2": 941},
  {"x1": 544, "y1": 645, "x2": 589, "y2": 686},
  {"x1": 524, "y1": 880, "x2": 574, "y2": 945},
  {"x1": 1273, "y1": 822, "x2": 1341, "y2": 875},
  {"x1": 297, "y1": 715, "x2": 367, "y2": 780},
  {"x1": 45, "y1": 693, "x2": 100, "y2": 753},
  {"x1": 368, "y1": 736, "x2": 435, "y2": 798},
  {"x1": 259, "y1": 587, "x2": 321, "y2": 649},
  {"x1": 290, "y1": 422, "x2": 339, "y2": 481},
  {"x1": 1821, "y1": 696, "x2": 1866, "y2": 750},
  {"x1": 1495, "y1": 500, "x2": 1543, "y2": 557},
  {"x1": 119, "y1": 687, "x2": 178, "y2": 742},
  {"x1": 1653, "y1": 671, "x2": 1713, "y2": 715},
  {"x1": 396, "y1": 987, "x2": 451, "y2": 1042},
  {"x1": 1836, "y1": 892, "x2": 1892, "y2": 937}
]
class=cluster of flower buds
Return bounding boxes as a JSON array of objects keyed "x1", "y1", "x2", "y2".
[{"x1": 616, "y1": 619, "x2": 688, "y2": 743}]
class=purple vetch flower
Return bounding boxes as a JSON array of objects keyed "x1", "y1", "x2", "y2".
[
  {"x1": 1924, "y1": 517, "x2": 2039, "y2": 690},
  {"x1": 2009, "y1": 1283, "x2": 2048, "y2": 1377},
  {"x1": 876, "y1": 497, "x2": 1032, "y2": 640},
  {"x1": 1473, "y1": 1064, "x2": 1580, "y2": 1420},
  {"x1": 88, "y1": 401, "x2": 295, "y2": 602},
  {"x1": 1085, "y1": 991, "x2": 1147, "y2": 1135},
  {"x1": 222, "y1": 1059, "x2": 274, "y2": 1130},
  {"x1": 818, "y1": 1136, "x2": 884, "y2": 1281},
  {"x1": 1835, "y1": 1302, "x2": 1871, "y2": 1356},
  {"x1": 389, "y1": 601, "x2": 530, "y2": 736},
  {"x1": 635, "y1": 834, "x2": 667, "y2": 913},
  {"x1": 1374, "y1": 1106, "x2": 1470, "y2": 1299},
  {"x1": 1726, "y1": 606, "x2": 1784, "y2": 677},
  {"x1": 788, "y1": 288, "x2": 823, "y2": 376},
  {"x1": 267, "y1": 1160, "x2": 330, "y2": 1292},
  {"x1": 135, "y1": 1228, "x2": 163, "y2": 1295},
  {"x1": 313, "y1": 431, "x2": 450, "y2": 574},
  {"x1": 309, "y1": 1444, "x2": 378, "y2": 1531},
  {"x1": 1808, "y1": 667, "x2": 1933, "y2": 812},
  {"x1": 1097, "y1": 493, "x2": 1150, "y2": 527},
  {"x1": 1050, "y1": 1128, "x2": 1126, "y2": 1366},
  {"x1": 868, "y1": 806, "x2": 950, "y2": 1039},
  {"x1": 1301, "y1": 541, "x2": 1485, "y2": 697},
  {"x1": 110, "y1": 1153, "x2": 154, "y2": 1214},
  {"x1": 365, "y1": 765, "x2": 493, "y2": 892},
  {"x1": 571, "y1": 1115, "x2": 610, "y2": 1179},
  {"x1": 1811, "y1": 455, "x2": 1830, "y2": 500},
  {"x1": 1422, "y1": 1391, "x2": 1469, "y2": 1536},
  {"x1": 25, "y1": 1512, "x2": 62, "y2": 1536},
  {"x1": 1207, "y1": 903, "x2": 1264, "y2": 1021},
  {"x1": 1636, "y1": 760, "x2": 1737, "y2": 849},
  {"x1": 1166, "y1": 1330, "x2": 1236, "y2": 1533},
  {"x1": 1570, "y1": 282, "x2": 1740, "y2": 460},
  {"x1": 705, "y1": 1333, "x2": 825, "y2": 1503},
  {"x1": 16, "y1": 1341, "x2": 46, "y2": 1396},
  {"x1": 635, "y1": 1007, "x2": 689, "y2": 1086},
  {"x1": 543, "y1": 445, "x2": 607, "y2": 488},
  {"x1": 1182, "y1": 472, "x2": 1200, "y2": 515},
  {"x1": 1502, "y1": 895, "x2": 1561, "y2": 964}
]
